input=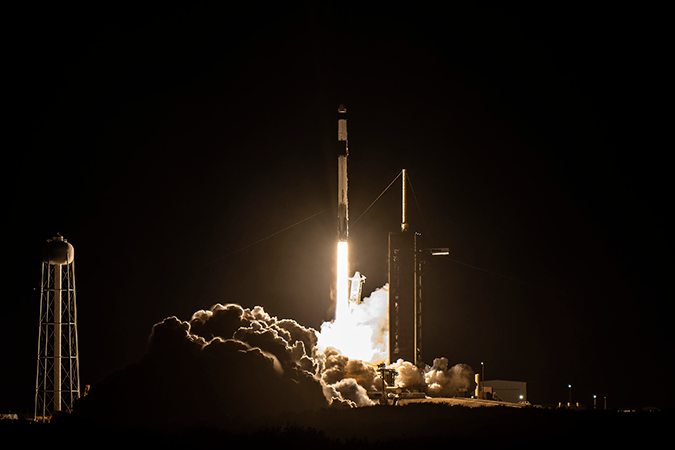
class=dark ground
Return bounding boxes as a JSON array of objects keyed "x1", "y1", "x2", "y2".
[{"x1": 3, "y1": 403, "x2": 669, "y2": 447}]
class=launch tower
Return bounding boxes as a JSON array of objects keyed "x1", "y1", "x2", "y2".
[
  {"x1": 35, "y1": 234, "x2": 80, "y2": 421},
  {"x1": 388, "y1": 170, "x2": 422, "y2": 365},
  {"x1": 388, "y1": 171, "x2": 448, "y2": 366}
]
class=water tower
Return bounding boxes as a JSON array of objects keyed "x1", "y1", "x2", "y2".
[{"x1": 35, "y1": 234, "x2": 80, "y2": 421}]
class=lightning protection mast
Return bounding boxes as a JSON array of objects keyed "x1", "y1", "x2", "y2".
[{"x1": 35, "y1": 233, "x2": 80, "y2": 421}]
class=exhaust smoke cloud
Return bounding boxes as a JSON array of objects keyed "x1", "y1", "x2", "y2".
[
  {"x1": 78, "y1": 291, "x2": 474, "y2": 429},
  {"x1": 318, "y1": 284, "x2": 389, "y2": 364}
]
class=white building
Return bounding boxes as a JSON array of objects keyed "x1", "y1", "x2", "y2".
[{"x1": 483, "y1": 380, "x2": 527, "y2": 403}]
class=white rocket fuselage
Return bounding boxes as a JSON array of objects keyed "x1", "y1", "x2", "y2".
[
  {"x1": 337, "y1": 106, "x2": 348, "y2": 241},
  {"x1": 335, "y1": 105, "x2": 350, "y2": 322}
]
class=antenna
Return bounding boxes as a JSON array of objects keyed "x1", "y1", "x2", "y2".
[{"x1": 401, "y1": 169, "x2": 408, "y2": 232}]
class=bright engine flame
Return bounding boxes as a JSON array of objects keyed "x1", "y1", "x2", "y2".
[
  {"x1": 318, "y1": 241, "x2": 389, "y2": 364},
  {"x1": 335, "y1": 241, "x2": 350, "y2": 322}
]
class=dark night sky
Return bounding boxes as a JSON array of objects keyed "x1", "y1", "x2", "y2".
[{"x1": 4, "y1": 5, "x2": 669, "y2": 414}]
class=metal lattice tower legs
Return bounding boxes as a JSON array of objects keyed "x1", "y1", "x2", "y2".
[{"x1": 35, "y1": 234, "x2": 80, "y2": 421}]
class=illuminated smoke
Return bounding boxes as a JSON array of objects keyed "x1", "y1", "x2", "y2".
[
  {"x1": 424, "y1": 358, "x2": 475, "y2": 397},
  {"x1": 78, "y1": 296, "x2": 474, "y2": 429},
  {"x1": 325, "y1": 378, "x2": 374, "y2": 407},
  {"x1": 390, "y1": 359, "x2": 426, "y2": 390},
  {"x1": 317, "y1": 284, "x2": 389, "y2": 364},
  {"x1": 77, "y1": 304, "x2": 328, "y2": 429}
]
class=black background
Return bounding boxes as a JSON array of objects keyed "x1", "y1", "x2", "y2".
[{"x1": 4, "y1": 4, "x2": 668, "y2": 415}]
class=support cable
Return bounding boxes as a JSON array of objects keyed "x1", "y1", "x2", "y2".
[
  {"x1": 438, "y1": 256, "x2": 567, "y2": 296},
  {"x1": 406, "y1": 173, "x2": 432, "y2": 239},
  {"x1": 403, "y1": 170, "x2": 567, "y2": 296},
  {"x1": 352, "y1": 171, "x2": 402, "y2": 226},
  {"x1": 193, "y1": 208, "x2": 327, "y2": 270}
]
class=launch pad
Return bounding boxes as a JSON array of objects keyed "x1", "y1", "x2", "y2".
[{"x1": 333, "y1": 105, "x2": 448, "y2": 368}]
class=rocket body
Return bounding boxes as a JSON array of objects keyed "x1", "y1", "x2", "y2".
[
  {"x1": 337, "y1": 105, "x2": 348, "y2": 241},
  {"x1": 335, "y1": 104, "x2": 350, "y2": 322}
]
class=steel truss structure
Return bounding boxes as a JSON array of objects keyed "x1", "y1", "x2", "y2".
[{"x1": 35, "y1": 258, "x2": 80, "y2": 421}]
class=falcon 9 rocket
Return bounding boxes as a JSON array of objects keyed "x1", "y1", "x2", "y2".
[
  {"x1": 337, "y1": 104, "x2": 348, "y2": 241},
  {"x1": 335, "y1": 105, "x2": 350, "y2": 321}
]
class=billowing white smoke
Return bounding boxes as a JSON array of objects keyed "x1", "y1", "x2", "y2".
[
  {"x1": 389, "y1": 359, "x2": 427, "y2": 389},
  {"x1": 186, "y1": 302, "x2": 377, "y2": 409},
  {"x1": 387, "y1": 357, "x2": 475, "y2": 396},
  {"x1": 317, "y1": 284, "x2": 389, "y2": 364},
  {"x1": 315, "y1": 284, "x2": 475, "y2": 400},
  {"x1": 424, "y1": 358, "x2": 475, "y2": 397},
  {"x1": 172, "y1": 298, "x2": 474, "y2": 409},
  {"x1": 187, "y1": 295, "x2": 475, "y2": 407},
  {"x1": 79, "y1": 293, "x2": 474, "y2": 429}
]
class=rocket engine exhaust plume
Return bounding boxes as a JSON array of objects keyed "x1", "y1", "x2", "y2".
[
  {"x1": 335, "y1": 241, "x2": 350, "y2": 323},
  {"x1": 319, "y1": 284, "x2": 390, "y2": 364}
]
